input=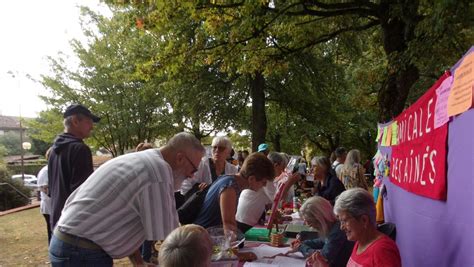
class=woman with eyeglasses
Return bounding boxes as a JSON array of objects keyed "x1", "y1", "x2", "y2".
[
  {"x1": 311, "y1": 188, "x2": 401, "y2": 267},
  {"x1": 290, "y1": 196, "x2": 353, "y2": 267},
  {"x1": 310, "y1": 156, "x2": 345, "y2": 206},
  {"x1": 193, "y1": 153, "x2": 275, "y2": 233},
  {"x1": 177, "y1": 136, "x2": 238, "y2": 207}
]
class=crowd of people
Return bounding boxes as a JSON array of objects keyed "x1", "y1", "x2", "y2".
[{"x1": 38, "y1": 103, "x2": 400, "y2": 267}]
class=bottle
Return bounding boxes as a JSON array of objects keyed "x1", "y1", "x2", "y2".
[{"x1": 293, "y1": 196, "x2": 299, "y2": 213}]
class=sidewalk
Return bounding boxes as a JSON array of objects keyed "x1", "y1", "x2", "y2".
[{"x1": 0, "y1": 199, "x2": 40, "y2": 216}]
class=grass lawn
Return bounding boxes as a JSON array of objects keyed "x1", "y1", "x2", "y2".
[{"x1": 0, "y1": 207, "x2": 130, "y2": 266}]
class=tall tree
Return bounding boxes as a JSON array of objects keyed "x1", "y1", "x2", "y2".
[
  {"x1": 40, "y1": 8, "x2": 172, "y2": 156},
  {"x1": 146, "y1": 0, "x2": 472, "y2": 122}
]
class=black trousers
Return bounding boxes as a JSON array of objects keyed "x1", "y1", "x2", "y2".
[{"x1": 43, "y1": 213, "x2": 52, "y2": 244}]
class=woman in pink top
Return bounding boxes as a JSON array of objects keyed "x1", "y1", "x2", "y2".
[{"x1": 308, "y1": 188, "x2": 401, "y2": 267}]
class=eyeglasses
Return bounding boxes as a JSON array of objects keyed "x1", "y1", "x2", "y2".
[
  {"x1": 212, "y1": 146, "x2": 227, "y2": 152},
  {"x1": 339, "y1": 216, "x2": 357, "y2": 226},
  {"x1": 183, "y1": 154, "x2": 199, "y2": 174}
]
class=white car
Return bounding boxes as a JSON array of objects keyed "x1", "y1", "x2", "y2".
[{"x1": 11, "y1": 174, "x2": 38, "y2": 189}]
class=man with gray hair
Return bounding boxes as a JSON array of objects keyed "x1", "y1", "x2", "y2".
[
  {"x1": 48, "y1": 104, "x2": 100, "y2": 231},
  {"x1": 48, "y1": 132, "x2": 205, "y2": 266}
]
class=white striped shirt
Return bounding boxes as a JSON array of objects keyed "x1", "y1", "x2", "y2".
[{"x1": 56, "y1": 149, "x2": 179, "y2": 258}]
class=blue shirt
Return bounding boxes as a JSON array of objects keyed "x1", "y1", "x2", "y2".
[
  {"x1": 194, "y1": 175, "x2": 241, "y2": 229},
  {"x1": 298, "y1": 221, "x2": 354, "y2": 267}
]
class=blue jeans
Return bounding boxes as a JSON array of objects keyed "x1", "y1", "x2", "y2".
[{"x1": 49, "y1": 234, "x2": 113, "y2": 266}]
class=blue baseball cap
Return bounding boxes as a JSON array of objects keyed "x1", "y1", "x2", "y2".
[{"x1": 257, "y1": 143, "x2": 268, "y2": 152}]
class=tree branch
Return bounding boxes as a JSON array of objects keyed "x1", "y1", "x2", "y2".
[{"x1": 282, "y1": 20, "x2": 379, "y2": 54}]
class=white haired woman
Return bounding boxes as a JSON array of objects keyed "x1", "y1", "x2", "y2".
[
  {"x1": 158, "y1": 224, "x2": 212, "y2": 267},
  {"x1": 178, "y1": 136, "x2": 238, "y2": 206},
  {"x1": 291, "y1": 196, "x2": 353, "y2": 267},
  {"x1": 313, "y1": 188, "x2": 401, "y2": 267},
  {"x1": 338, "y1": 149, "x2": 368, "y2": 190},
  {"x1": 310, "y1": 156, "x2": 345, "y2": 205}
]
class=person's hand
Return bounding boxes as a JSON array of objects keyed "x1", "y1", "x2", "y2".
[
  {"x1": 289, "y1": 239, "x2": 301, "y2": 252},
  {"x1": 288, "y1": 172, "x2": 300, "y2": 185},
  {"x1": 198, "y1": 183, "x2": 209, "y2": 190},
  {"x1": 306, "y1": 251, "x2": 329, "y2": 267}
]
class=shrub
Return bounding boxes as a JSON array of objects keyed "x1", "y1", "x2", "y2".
[
  {"x1": 7, "y1": 164, "x2": 45, "y2": 177},
  {"x1": 0, "y1": 164, "x2": 32, "y2": 211}
]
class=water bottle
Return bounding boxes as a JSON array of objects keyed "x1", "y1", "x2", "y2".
[{"x1": 293, "y1": 196, "x2": 299, "y2": 213}]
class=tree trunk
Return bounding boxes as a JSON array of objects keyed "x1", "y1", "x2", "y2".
[
  {"x1": 250, "y1": 72, "x2": 267, "y2": 152},
  {"x1": 378, "y1": 0, "x2": 420, "y2": 122},
  {"x1": 272, "y1": 132, "x2": 281, "y2": 152}
]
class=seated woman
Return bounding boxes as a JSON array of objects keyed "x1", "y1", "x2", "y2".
[
  {"x1": 310, "y1": 156, "x2": 345, "y2": 205},
  {"x1": 312, "y1": 188, "x2": 401, "y2": 267},
  {"x1": 291, "y1": 196, "x2": 353, "y2": 267},
  {"x1": 158, "y1": 224, "x2": 212, "y2": 267},
  {"x1": 338, "y1": 149, "x2": 368, "y2": 190},
  {"x1": 236, "y1": 152, "x2": 290, "y2": 232},
  {"x1": 193, "y1": 153, "x2": 275, "y2": 233}
]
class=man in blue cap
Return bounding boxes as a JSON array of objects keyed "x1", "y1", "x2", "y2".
[
  {"x1": 258, "y1": 143, "x2": 269, "y2": 156},
  {"x1": 48, "y1": 104, "x2": 100, "y2": 230}
]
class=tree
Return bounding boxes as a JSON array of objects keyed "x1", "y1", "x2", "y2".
[
  {"x1": 40, "y1": 8, "x2": 174, "y2": 156},
  {"x1": 143, "y1": 0, "x2": 472, "y2": 122},
  {"x1": 0, "y1": 132, "x2": 22, "y2": 156}
]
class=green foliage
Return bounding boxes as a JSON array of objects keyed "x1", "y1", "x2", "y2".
[
  {"x1": 0, "y1": 132, "x2": 22, "y2": 156},
  {"x1": 0, "y1": 144, "x2": 8, "y2": 158},
  {"x1": 0, "y1": 164, "x2": 31, "y2": 211},
  {"x1": 34, "y1": 1, "x2": 472, "y2": 159},
  {"x1": 40, "y1": 8, "x2": 175, "y2": 156},
  {"x1": 7, "y1": 164, "x2": 45, "y2": 177},
  {"x1": 25, "y1": 110, "x2": 63, "y2": 145}
]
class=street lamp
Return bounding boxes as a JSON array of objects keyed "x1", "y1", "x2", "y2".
[{"x1": 19, "y1": 137, "x2": 31, "y2": 180}]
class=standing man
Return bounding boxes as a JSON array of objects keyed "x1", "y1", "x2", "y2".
[
  {"x1": 48, "y1": 104, "x2": 100, "y2": 230},
  {"x1": 332, "y1": 147, "x2": 347, "y2": 178},
  {"x1": 49, "y1": 132, "x2": 205, "y2": 266}
]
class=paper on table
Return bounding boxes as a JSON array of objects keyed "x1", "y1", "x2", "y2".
[
  {"x1": 273, "y1": 256, "x2": 306, "y2": 267},
  {"x1": 240, "y1": 244, "x2": 303, "y2": 259},
  {"x1": 243, "y1": 262, "x2": 277, "y2": 267},
  {"x1": 243, "y1": 256, "x2": 306, "y2": 267}
]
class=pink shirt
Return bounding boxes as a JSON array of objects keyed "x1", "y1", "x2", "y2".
[{"x1": 347, "y1": 235, "x2": 401, "y2": 267}]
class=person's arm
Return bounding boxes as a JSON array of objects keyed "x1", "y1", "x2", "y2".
[
  {"x1": 220, "y1": 187, "x2": 238, "y2": 233},
  {"x1": 318, "y1": 177, "x2": 344, "y2": 203},
  {"x1": 128, "y1": 249, "x2": 147, "y2": 266},
  {"x1": 298, "y1": 238, "x2": 325, "y2": 258},
  {"x1": 319, "y1": 226, "x2": 347, "y2": 265},
  {"x1": 281, "y1": 173, "x2": 300, "y2": 201}
]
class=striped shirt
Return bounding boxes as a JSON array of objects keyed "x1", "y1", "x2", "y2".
[{"x1": 56, "y1": 149, "x2": 178, "y2": 258}]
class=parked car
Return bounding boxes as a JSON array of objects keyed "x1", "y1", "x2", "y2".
[{"x1": 11, "y1": 174, "x2": 38, "y2": 189}]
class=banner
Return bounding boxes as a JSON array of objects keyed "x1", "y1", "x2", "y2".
[{"x1": 390, "y1": 73, "x2": 450, "y2": 200}]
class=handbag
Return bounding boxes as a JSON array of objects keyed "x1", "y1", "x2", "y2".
[
  {"x1": 177, "y1": 184, "x2": 211, "y2": 224},
  {"x1": 177, "y1": 158, "x2": 221, "y2": 225}
]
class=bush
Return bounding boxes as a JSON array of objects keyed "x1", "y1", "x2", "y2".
[
  {"x1": 0, "y1": 164, "x2": 32, "y2": 211},
  {"x1": 7, "y1": 164, "x2": 45, "y2": 177}
]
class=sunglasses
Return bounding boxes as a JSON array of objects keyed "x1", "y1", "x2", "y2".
[{"x1": 212, "y1": 146, "x2": 227, "y2": 152}]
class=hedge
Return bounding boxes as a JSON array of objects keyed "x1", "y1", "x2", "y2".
[
  {"x1": 0, "y1": 164, "x2": 32, "y2": 211},
  {"x1": 7, "y1": 164, "x2": 45, "y2": 176}
]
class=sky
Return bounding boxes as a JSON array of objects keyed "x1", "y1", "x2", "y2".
[{"x1": 0, "y1": 0, "x2": 110, "y2": 118}]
